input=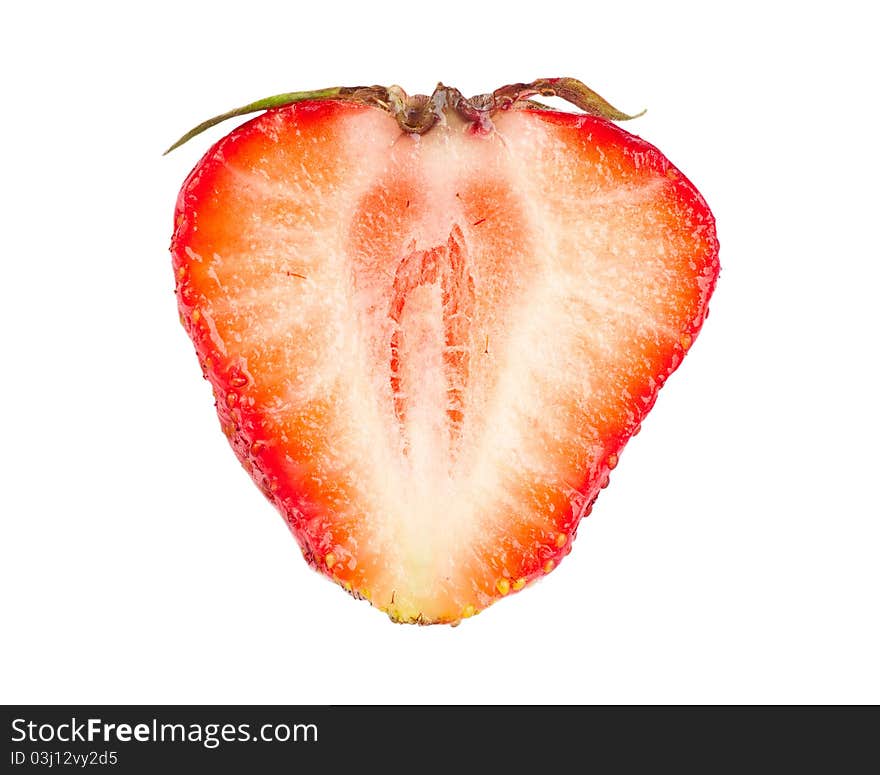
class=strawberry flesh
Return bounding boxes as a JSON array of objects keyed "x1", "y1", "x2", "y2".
[{"x1": 172, "y1": 100, "x2": 719, "y2": 623}]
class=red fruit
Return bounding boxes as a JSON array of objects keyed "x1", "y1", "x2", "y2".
[{"x1": 168, "y1": 79, "x2": 719, "y2": 624}]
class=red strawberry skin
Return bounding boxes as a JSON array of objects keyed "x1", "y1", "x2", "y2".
[{"x1": 171, "y1": 98, "x2": 718, "y2": 624}]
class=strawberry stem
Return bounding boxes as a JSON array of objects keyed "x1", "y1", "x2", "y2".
[{"x1": 164, "y1": 79, "x2": 643, "y2": 154}]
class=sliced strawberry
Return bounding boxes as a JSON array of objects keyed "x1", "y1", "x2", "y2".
[{"x1": 171, "y1": 88, "x2": 718, "y2": 624}]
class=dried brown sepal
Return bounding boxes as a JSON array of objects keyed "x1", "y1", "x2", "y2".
[{"x1": 164, "y1": 78, "x2": 643, "y2": 153}]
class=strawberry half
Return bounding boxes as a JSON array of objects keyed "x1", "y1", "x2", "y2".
[{"x1": 168, "y1": 78, "x2": 719, "y2": 624}]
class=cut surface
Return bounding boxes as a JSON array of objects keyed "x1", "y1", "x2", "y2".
[{"x1": 172, "y1": 101, "x2": 718, "y2": 623}]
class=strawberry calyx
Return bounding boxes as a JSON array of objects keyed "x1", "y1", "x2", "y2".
[{"x1": 163, "y1": 77, "x2": 644, "y2": 154}]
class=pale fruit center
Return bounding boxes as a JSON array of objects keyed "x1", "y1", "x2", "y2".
[{"x1": 388, "y1": 224, "x2": 474, "y2": 465}]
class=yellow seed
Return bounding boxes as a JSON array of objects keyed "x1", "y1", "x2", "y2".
[
  {"x1": 177, "y1": 265, "x2": 186, "y2": 279},
  {"x1": 555, "y1": 532, "x2": 567, "y2": 548},
  {"x1": 362, "y1": 589, "x2": 371, "y2": 601},
  {"x1": 496, "y1": 578, "x2": 510, "y2": 596},
  {"x1": 324, "y1": 552, "x2": 336, "y2": 569},
  {"x1": 343, "y1": 581, "x2": 352, "y2": 592},
  {"x1": 462, "y1": 604, "x2": 476, "y2": 618},
  {"x1": 191, "y1": 307, "x2": 201, "y2": 323},
  {"x1": 680, "y1": 333, "x2": 692, "y2": 350},
  {"x1": 512, "y1": 578, "x2": 526, "y2": 591},
  {"x1": 225, "y1": 392, "x2": 237, "y2": 407},
  {"x1": 607, "y1": 453, "x2": 618, "y2": 470},
  {"x1": 666, "y1": 167, "x2": 679, "y2": 179},
  {"x1": 543, "y1": 559, "x2": 555, "y2": 574}
]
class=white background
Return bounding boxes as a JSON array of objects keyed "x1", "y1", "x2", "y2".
[{"x1": 2, "y1": 1, "x2": 877, "y2": 704}]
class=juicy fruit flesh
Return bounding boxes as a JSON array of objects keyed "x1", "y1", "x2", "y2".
[{"x1": 172, "y1": 102, "x2": 718, "y2": 623}]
